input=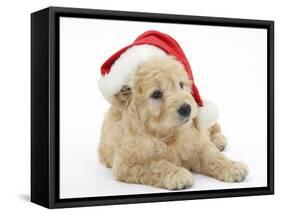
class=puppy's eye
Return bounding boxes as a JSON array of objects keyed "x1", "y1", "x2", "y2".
[
  {"x1": 150, "y1": 90, "x2": 163, "y2": 99},
  {"x1": 179, "y1": 81, "x2": 184, "y2": 89}
]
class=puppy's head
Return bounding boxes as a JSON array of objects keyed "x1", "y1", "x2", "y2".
[{"x1": 117, "y1": 56, "x2": 198, "y2": 133}]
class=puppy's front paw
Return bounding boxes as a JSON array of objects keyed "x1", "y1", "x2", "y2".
[
  {"x1": 221, "y1": 161, "x2": 249, "y2": 182},
  {"x1": 164, "y1": 168, "x2": 194, "y2": 190},
  {"x1": 212, "y1": 133, "x2": 228, "y2": 151}
]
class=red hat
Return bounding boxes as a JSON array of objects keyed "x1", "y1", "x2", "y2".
[{"x1": 99, "y1": 30, "x2": 219, "y2": 129}]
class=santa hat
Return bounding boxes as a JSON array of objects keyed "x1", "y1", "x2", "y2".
[{"x1": 98, "y1": 30, "x2": 219, "y2": 129}]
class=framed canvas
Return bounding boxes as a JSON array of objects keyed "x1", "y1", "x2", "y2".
[{"x1": 31, "y1": 6, "x2": 274, "y2": 208}]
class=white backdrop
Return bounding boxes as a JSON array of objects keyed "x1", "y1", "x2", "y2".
[
  {"x1": 0, "y1": 0, "x2": 280, "y2": 215},
  {"x1": 60, "y1": 17, "x2": 267, "y2": 198}
]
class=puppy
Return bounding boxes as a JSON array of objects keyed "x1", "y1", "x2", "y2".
[{"x1": 98, "y1": 56, "x2": 248, "y2": 190}]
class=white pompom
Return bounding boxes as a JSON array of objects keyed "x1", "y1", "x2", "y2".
[{"x1": 196, "y1": 101, "x2": 219, "y2": 129}]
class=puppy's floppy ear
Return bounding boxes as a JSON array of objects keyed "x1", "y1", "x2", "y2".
[{"x1": 114, "y1": 85, "x2": 132, "y2": 103}]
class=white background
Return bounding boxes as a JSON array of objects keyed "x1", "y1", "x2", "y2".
[
  {"x1": 0, "y1": 0, "x2": 280, "y2": 215},
  {"x1": 60, "y1": 17, "x2": 267, "y2": 198}
]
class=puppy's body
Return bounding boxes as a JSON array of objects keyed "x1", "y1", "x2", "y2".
[{"x1": 98, "y1": 56, "x2": 248, "y2": 190}]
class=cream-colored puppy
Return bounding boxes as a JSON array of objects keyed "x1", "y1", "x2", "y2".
[{"x1": 98, "y1": 56, "x2": 248, "y2": 190}]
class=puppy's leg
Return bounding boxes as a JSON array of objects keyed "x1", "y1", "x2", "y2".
[
  {"x1": 98, "y1": 143, "x2": 113, "y2": 168},
  {"x1": 198, "y1": 142, "x2": 248, "y2": 182},
  {"x1": 112, "y1": 154, "x2": 194, "y2": 190},
  {"x1": 209, "y1": 123, "x2": 227, "y2": 151}
]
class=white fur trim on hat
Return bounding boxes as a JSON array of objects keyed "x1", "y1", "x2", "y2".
[
  {"x1": 196, "y1": 101, "x2": 219, "y2": 129},
  {"x1": 98, "y1": 44, "x2": 167, "y2": 103}
]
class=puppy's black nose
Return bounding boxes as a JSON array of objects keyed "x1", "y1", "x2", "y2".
[{"x1": 178, "y1": 103, "x2": 191, "y2": 117}]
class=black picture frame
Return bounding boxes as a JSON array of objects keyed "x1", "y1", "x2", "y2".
[{"x1": 31, "y1": 6, "x2": 274, "y2": 209}]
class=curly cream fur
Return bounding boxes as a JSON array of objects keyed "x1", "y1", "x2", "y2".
[{"x1": 98, "y1": 56, "x2": 248, "y2": 190}]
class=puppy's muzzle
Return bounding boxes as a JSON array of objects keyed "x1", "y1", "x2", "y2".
[{"x1": 177, "y1": 103, "x2": 191, "y2": 117}]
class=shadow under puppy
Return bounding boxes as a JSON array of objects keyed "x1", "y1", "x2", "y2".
[{"x1": 98, "y1": 31, "x2": 248, "y2": 190}]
